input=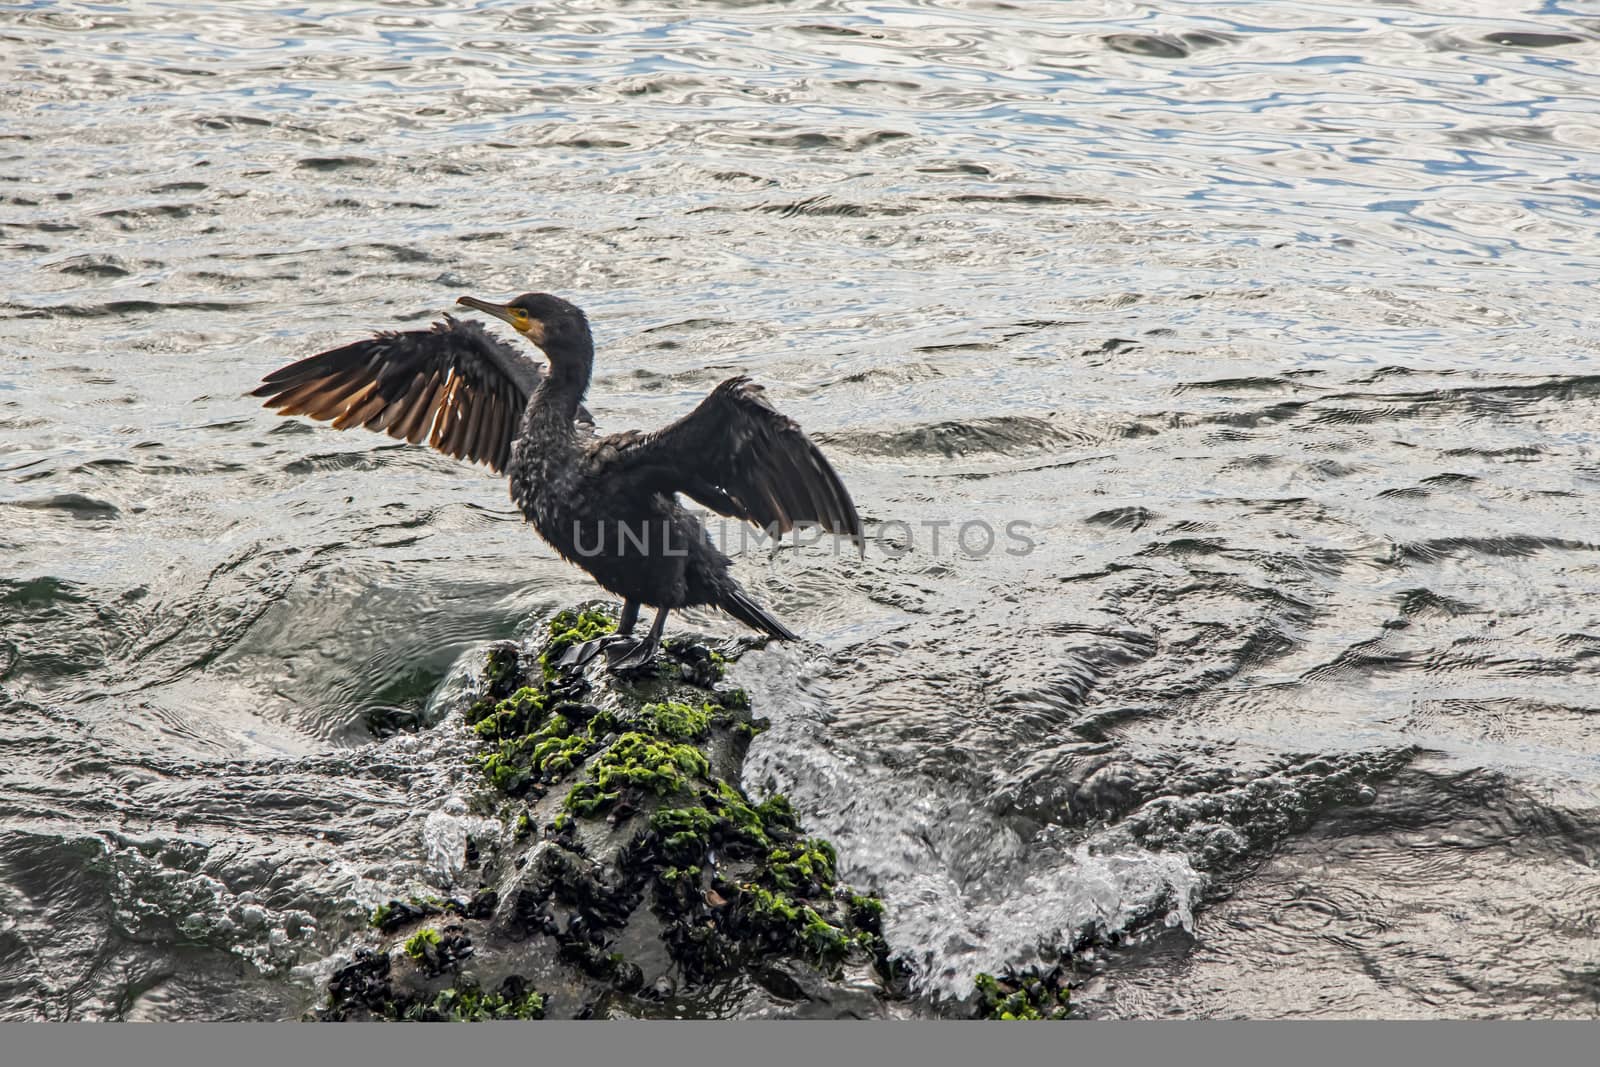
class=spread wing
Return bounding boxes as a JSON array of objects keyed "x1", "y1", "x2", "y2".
[
  {"x1": 601, "y1": 376, "x2": 862, "y2": 547},
  {"x1": 251, "y1": 315, "x2": 589, "y2": 474}
]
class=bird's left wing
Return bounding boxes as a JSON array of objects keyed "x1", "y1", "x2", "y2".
[{"x1": 597, "y1": 375, "x2": 862, "y2": 547}]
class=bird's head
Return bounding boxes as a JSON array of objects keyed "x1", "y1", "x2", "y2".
[{"x1": 456, "y1": 292, "x2": 592, "y2": 365}]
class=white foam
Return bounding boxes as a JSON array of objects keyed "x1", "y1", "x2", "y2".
[
  {"x1": 421, "y1": 795, "x2": 500, "y2": 886},
  {"x1": 741, "y1": 650, "x2": 1201, "y2": 999}
]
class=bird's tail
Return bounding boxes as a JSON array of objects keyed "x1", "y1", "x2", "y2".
[{"x1": 720, "y1": 588, "x2": 800, "y2": 641}]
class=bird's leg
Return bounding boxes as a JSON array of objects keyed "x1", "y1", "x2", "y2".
[
  {"x1": 616, "y1": 599, "x2": 640, "y2": 637},
  {"x1": 556, "y1": 600, "x2": 642, "y2": 668},
  {"x1": 605, "y1": 605, "x2": 670, "y2": 672}
]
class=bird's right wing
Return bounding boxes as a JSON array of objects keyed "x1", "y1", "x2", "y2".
[{"x1": 252, "y1": 315, "x2": 588, "y2": 473}]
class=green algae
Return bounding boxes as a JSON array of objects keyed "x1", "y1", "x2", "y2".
[
  {"x1": 539, "y1": 608, "x2": 615, "y2": 676},
  {"x1": 744, "y1": 885, "x2": 802, "y2": 925},
  {"x1": 645, "y1": 781, "x2": 799, "y2": 871},
  {"x1": 974, "y1": 970, "x2": 1071, "y2": 1020},
  {"x1": 413, "y1": 981, "x2": 545, "y2": 1022},
  {"x1": 713, "y1": 780, "x2": 797, "y2": 849},
  {"x1": 483, "y1": 643, "x2": 519, "y2": 687},
  {"x1": 728, "y1": 885, "x2": 871, "y2": 972},
  {"x1": 403, "y1": 928, "x2": 441, "y2": 962},
  {"x1": 635, "y1": 778, "x2": 871, "y2": 974},
  {"x1": 462, "y1": 644, "x2": 525, "y2": 730},
  {"x1": 469, "y1": 685, "x2": 545, "y2": 739},
  {"x1": 476, "y1": 703, "x2": 622, "y2": 795},
  {"x1": 402, "y1": 925, "x2": 475, "y2": 978},
  {"x1": 800, "y1": 906, "x2": 852, "y2": 966},
  {"x1": 848, "y1": 893, "x2": 886, "y2": 922},
  {"x1": 470, "y1": 619, "x2": 736, "y2": 812},
  {"x1": 650, "y1": 805, "x2": 718, "y2": 865},
  {"x1": 766, "y1": 838, "x2": 837, "y2": 894},
  {"x1": 527, "y1": 714, "x2": 588, "y2": 774},
  {"x1": 368, "y1": 890, "x2": 496, "y2": 936},
  {"x1": 645, "y1": 699, "x2": 711, "y2": 740},
  {"x1": 324, "y1": 951, "x2": 545, "y2": 1023},
  {"x1": 564, "y1": 732, "x2": 708, "y2": 815},
  {"x1": 847, "y1": 892, "x2": 887, "y2": 952},
  {"x1": 707, "y1": 780, "x2": 768, "y2": 846},
  {"x1": 649, "y1": 805, "x2": 717, "y2": 838},
  {"x1": 480, "y1": 749, "x2": 530, "y2": 794}
]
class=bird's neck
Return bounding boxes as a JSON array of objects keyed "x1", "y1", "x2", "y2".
[{"x1": 535, "y1": 342, "x2": 593, "y2": 422}]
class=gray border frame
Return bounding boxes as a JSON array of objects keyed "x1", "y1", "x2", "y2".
[{"x1": 4, "y1": 1021, "x2": 1595, "y2": 1067}]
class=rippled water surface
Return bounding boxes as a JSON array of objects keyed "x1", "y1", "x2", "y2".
[{"x1": 5, "y1": 0, "x2": 1600, "y2": 1019}]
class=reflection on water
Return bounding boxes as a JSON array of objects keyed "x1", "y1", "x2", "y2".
[{"x1": 4, "y1": 0, "x2": 1600, "y2": 1019}]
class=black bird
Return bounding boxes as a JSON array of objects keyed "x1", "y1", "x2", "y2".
[{"x1": 253, "y1": 293, "x2": 862, "y2": 669}]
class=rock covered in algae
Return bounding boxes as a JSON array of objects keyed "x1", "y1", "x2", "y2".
[
  {"x1": 973, "y1": 966, "x2": 1072, "y2": 1020},
  {"x1": 318, "y1": 606, "x2": 901, "y2": 1021}
]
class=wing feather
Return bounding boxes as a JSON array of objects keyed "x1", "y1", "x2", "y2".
[
  {"x1": 395, "y1": 370, "x2": 439, "y2": 444},
  {"x1": 253, "y1": 315, "x2": 566, "y2": 474},
  {"x1": 440, "y1": 380, "x2": 472, "y2": 459},
  {"x1": 491, "y1": 387, "x2": 509, "y2": 464},
  {"x1": 332, "y1": 382, "x2": 384, "y2": 430},
  {"x1": 601, "y1": 376, "x2": 862, "y2": 548},
  {"x1": 372, "y1": 384, "x2": 420, "y2": 436}
]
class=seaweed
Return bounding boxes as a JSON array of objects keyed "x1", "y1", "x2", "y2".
[
  {"x1": 974, "y1": 967, "x2": 1072, "y2": 1020},
  {"x1": 411, "y1": 977, "x2": 545, "y2": 1021},
  {"x1": 563, "y1": 732, "x2": 709, "y2": 815},
  {"x1": 645, "y1": 699, "x2": 712, "y2": 740}
]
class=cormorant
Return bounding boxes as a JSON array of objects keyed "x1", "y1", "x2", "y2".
[{"x1": 253, "y1": 293, "x2": 862, "y2": 669}]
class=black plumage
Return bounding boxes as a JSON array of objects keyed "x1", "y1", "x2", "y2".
[{"x1": 253, "y1": 292, "x2": 862, "y2": 668}]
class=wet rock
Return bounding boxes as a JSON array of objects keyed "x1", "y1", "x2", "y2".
[
  {"x1": 316, "y1": 604, "x2": 900, "y2": 1021},
  {"x1": 973, "y1": 965, "x2": 1073, "y2": 1020},
  {"x1": 324, "y1": 948, "x2": 391, "y2": 1020}
]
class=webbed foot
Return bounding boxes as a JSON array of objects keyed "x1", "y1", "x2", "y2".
[
  {"x1": 556, "y1": 635, "x2": 625, "y2": 669},
  {"x1": 603, "y1": 637, "x2": 660, "y2": 673}
]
